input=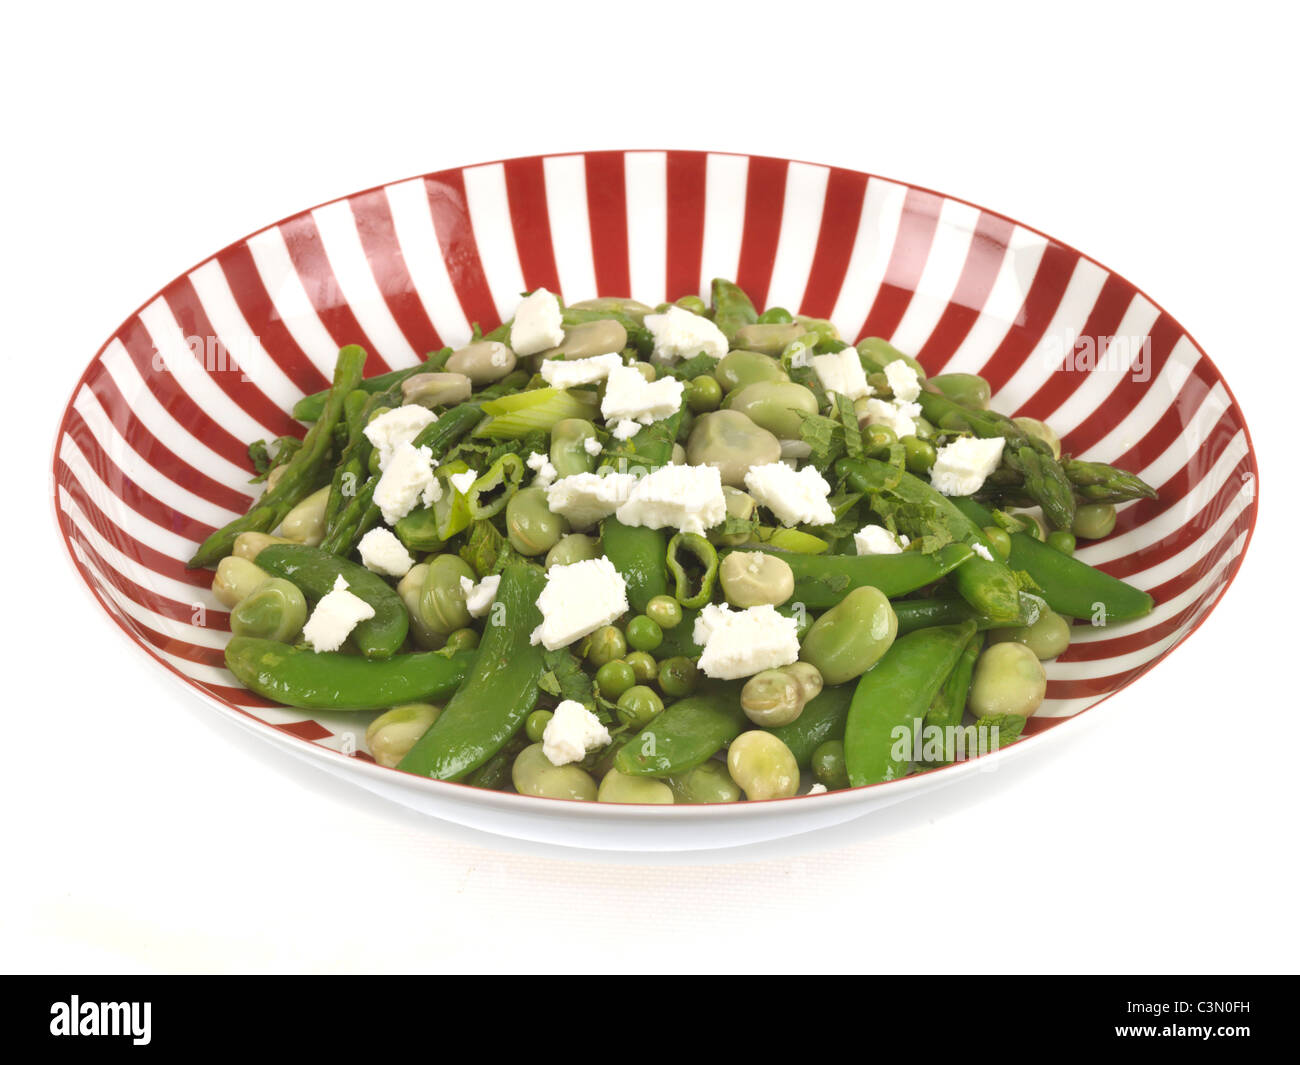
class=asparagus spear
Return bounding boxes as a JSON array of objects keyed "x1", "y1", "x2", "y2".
[
  {"x1": 188, "y1": 345, "x2": 366, "y2": 568},
  {"x1": 1061, "y1": 458, "x2": 1159, "y2": 503}
]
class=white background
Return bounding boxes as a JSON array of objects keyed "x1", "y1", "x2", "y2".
[{"x1": 4, "y1": 0, "x2": 1296, "y2": 974}]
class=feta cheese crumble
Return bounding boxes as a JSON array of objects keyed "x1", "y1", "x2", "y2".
[
  {"x1": 615, "y1": 463, "x2": 727, "y2": 535},
  {"x1": 458, "y1": 573, "x2": 501, "y2": 619},
  {"x1": 971, "y1": 542, "x2": 994, "y2": 562},
  {"x1": 883, "y1": 359, "x2": 922, "y2": 402},
  {"x1": 357, "y1": 528, "x2": 415, "y2": 577},
  {"x1": 509, "y1": 288, "x2": 565, "y2": 356},
  {"x1": 449, "y1": 469, "x2": 477, "y2": 496},
  {"x1": 542, "y1": 699, "x2": 611, "y2": 767},
  {"x1": 854, "y1": 524, "x2": 910, "y2": 556},
  {"x1": 692, "y1": 602, "x2": 801, "y2": 680},
  {"x1": 531, "y1": 556, "x2": 629, "y2": 651},
  {"x1": 583, "y1": 437, "x2": 603, "y2": 457},
  {"x1": 302, "y1": 575, "x2": 375, "y2": 653},
  {"x1": 744, "y1": 462, "x2": 836, "y2": 527},
  {"x1": 811, "y1": 347, "x2": 872, "y2": 401},
  {"x1": 611, "y1": 419, "x2": 641, "y2": 441},
  {"x1": 363, "y1": 405, "x2": 437, "y2": 472},
  {"x1": 545, "y1": 472, "x2": 638, "y2": 528},
  {"x1": 374, "y1": 442, "x2": 440, "y2": 525},
  {"x1": 643, "y1": 305, "x2": 728, "y2": 363},
  {"x1": 861, "y1": 397, "x2": 922, "y2": 439},
  {"x1": 538, "y1": 352, "x2": 623, "y2": 388},
  {"x1": 526, "y1": 451, "x2": 558, "y2": 489},
  {"x1": 807, "y1": 783, "x2": 828, "y2": 795},
  {"x1": 929, "y1": 436, "x2": 1006, "y2": 497},
  {"x1": 600, "y1": 364, "x2": 685, "y2": 426}
]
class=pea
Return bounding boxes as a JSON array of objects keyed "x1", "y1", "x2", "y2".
[
  {"x1": 757, "y1": 306, "x2": 794, "y2": 325},
  {"x1": 989, "y1": 609, "x2": 1072, "y2": 661},
  {"x1": 657, "y1": 656, "x2": 699, "y2": 697},
  {"x1": 1047, "y1": 530, "x2": 1076, "y2": 556},
  {"x1": 811, "y1": 740, "x2": 849, "y2": 790},
  {"x1": 229, "y1": 578, "x2": 306, "y2": 642},
  {"x1": 686, "y1": 410, "x2": 782, "y2": 487},
  {"x1": 625, "y1": 651, "x2": 658, "y2": 684},
  {"x1": 645, "y1": 594, "x2": 684, "y2": 630},
  {"x1": 714, "y1": 350, "x2": 788, "y2": 393},
  {"x1": 861, "y1": 422, "x2": 898, "y2": 455},
  {"x1": 597, "y1": 769, "x2": 674, "y2": 804},
  {"x1": 596, "y1": 660, "x2": 636, "y2": 699},
  {"x1": 970, "y1": 642, "x2": 1047, "y2": 718},
  {"x1": 719, "y1": 551, "x2": 795, "y2": 608},
  {"x1": 625, "y1": 615, "x2": 663, "y2": 653},
  {"x1": 929, "y1": 372, "x2": 991, "y2": 409},
  {"x1": 1073, "y1": 503, "x2": 1117, "y2": 540},
  {"x1": 902, "y1": 435, "x2": 937, "y2": 475},
  {"x1": 365, "y1": 702, "x2": 441, "y2": 768},
  {"x1": 445, "y1": 340, "x2": 517, "y2": 385},
  {"x1": 983, "y1": 526, "x2": 1012, "y2": 560},
  {"x1": 545, "y1": 533, "x2": 601, "y2": 570},
  {"x1": 1012, "y1": 416, "x2": 1061, "y2": 460},
  {"x1": 585, "y1": 625, "x2": 627, "y2": 667},
  {"x1": 740, "y1": 669, "x2": 804, "y2": 727},
  {"x1": 799, "y1": 586, "x2": 898, "y2": 686},
  {"x1": 524, "y1": 709, "x2": 554, "y2": 743},
  {"x1": 685, "y1": 374, "x2": 723, "y2": 413},
  {"x1": 444, "y1": 627, "x2": 480, "y2": 654},
  {"x1": 506, "y1": 486, "x2": 567, "y2": 557},
  {"x1": 616, "y1": 685, "x2": 664, "y2": 729},
  {"x1": 549, "y1": 418, "x2": 601, "y2": 478},
  {"x1": 664, "y1": 761, "x2": 742, "y2": 804},
  {"x1": 725, "y1": 380, "x2": 820, "y2": 440},
  {"x1": 511, "y1": 743, "x2": 597, "y2": 800},
  {"x1": 726, "y1": 732, "x2": 799, "y2": 800}
]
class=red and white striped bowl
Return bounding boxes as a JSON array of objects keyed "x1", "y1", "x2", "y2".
[{"x1": 52, "y1": 151, "x2": 1258, "y2": 850}]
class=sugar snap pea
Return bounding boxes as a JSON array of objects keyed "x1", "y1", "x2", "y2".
[
  {"x1": 398, "y1": 561, "x2": 548, "y2": 781},
  {"x1": 223, "y1": 637, "x2": 472, "y2": 711},
  {"x1": 766, "y1": 683, "x2": 854, "y2": 767},
  {"x1": 710, "y1": 278, "x2": 759, "y2": 344},
  {"x1": 614, "y1": 683, "x2": 747, "y2": 778},
  {"x1": 254, "y1": 544, "x2": 408, "y2": 659}
]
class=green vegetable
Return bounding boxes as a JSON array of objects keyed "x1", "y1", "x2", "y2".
[
  {"x1": 474, "y1": 387, "x2": 601, "y2": 439},
  {"x1": 799, "y1": 586, "x2": 898, "y2": 686},
  {"x1": 666, "y1": 532, "x2": 719, "y2": 609},
  {"x1": 614, "y1": 684, "x2": 747, "y2": 777},
  {"x1": 255, "y1": 544, "x2": 408, "y2": 659},
  {"x1": 511, "y1": 743, "x2": 597, "y2": 801},
  {"x1": 625, "y1": 615, "x2": 664, "y2": 653},
  {"x1": 969, "y1": 641, "x2": 1046, "y2": 718},
  {"x1": 616, "y1": 685, "x2": 664, "y2": 729},
  {"x1": 366, "y1": 703, "x2": 442, "y2": 768},
  {"x1": 224, "y1": 638, "x2": 471, "y2": 711},
  {"x1": 925, "y1": 630, "x2": 983, "y2": 734},
  {"x1": 710, "y1": 278, "x2": 758, "y2": 343},
  {"x1": 398, "y1": 561, "x2": 549, "y2": 780},
  {"x1": 811, "y1": 740, "x2": 849, "y2": 789},
  {"x1": 727, "y1": 731, "x2": 799, "y2": 799},
  {"x1": 228, "y1": 578, "x2": 307, "y2": 643},
  {"x1": 598, "y1": 769, "x2": 674, "y2": 804},
  {"x1": 844, "y1": 622, "x2": 977, "y2": 786},
  {"x1": 766, "y1": 684, "x2": 854, "y2": 766}
]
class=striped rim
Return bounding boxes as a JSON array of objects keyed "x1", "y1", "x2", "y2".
[{"x1": 52, "y1": 150, "x2": 1259, "y2": 792}]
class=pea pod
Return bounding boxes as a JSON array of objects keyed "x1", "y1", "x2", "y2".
[
  {"x1": 710, "y1": 278, "x2": 759, "y2": 344},
  {"x1": 398, "y1": 561, "x2": 548, "y2": 781},
  {"x1": 464, "y1": 728, "x2": 530, "y2": 791},
  {"x1": 254, "y1": 544, "x2": 408, "y2": 659},
  {"x1": 666, "y1": 532, "x2": 719, "y2": 608},
  {"x1": 223, "y1": 637, "x2": 472, "y2": 711},
  {"x1": 950, "y1": 497, "x2": 1153, "y2": 624},
  {"x1": 737, "y1": 542, "x2": 973, "y2": 609},
  {"x1": 893, "y1": 595, "x2": 1042, "y2": 635},
  {"x1": 844, "y1": 622, "x2": 977, "y2": 786},
  {"x1": 614, "y1": 683, "x2": 747, "y2": 778},
  {"x1": 766, "y1": 684, "x2": 854, "y2": 767},
  {"x1": 925, "y1": 630, "x2": 984, "y2": 734}
]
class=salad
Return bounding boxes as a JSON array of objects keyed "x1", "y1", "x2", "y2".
[{"x1": 191, "y1": 280, "x2": 1157, "y2": 803}]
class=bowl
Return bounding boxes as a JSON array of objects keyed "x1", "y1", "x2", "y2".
[{"x1": 52, "y1": 150, "x2": 1259, "y2": 850}]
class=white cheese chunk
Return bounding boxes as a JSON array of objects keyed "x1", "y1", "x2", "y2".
[
  {"x1": 531, "y1": 556, "x2": 629, "y2": 651},
  {"x1": 611, "y1": 419, "x2": 641, "y2": 440},
  {"x1": 538, "y1": 352, "x2": 623, "y2": 388},
  {"x1": 583, "y1": 437, "x2": 603, "y2": 457},
  {"x1": 807, "y1": 783, "x2": 828, "y2": 795},
  {"x1": 615, "y1": 463, "x2": 727, "y2": 535},
  {"x1": 691, "y1": 602, "x2": 801, "y2": 680},
  {"x1": 449, "y1": 469, "x2": 477, "y2": 496},
  {"x1": 458, "y1": 573, "x2": 501, "y2": 619},
  {"x1": 357, "y1": 528, "x2": 415, "y2": 577},
  {"x1": 811, "y1": 347, "x2": 872, "y2": 401},
  {"x1": 509, "y1": 288, "x2": 565, "y2": 356},
  {"x1": 971, "y1": 542, "x2": 994, "y2": 562},
  {"x1": 542, "y1": 699, "x2": 612, "y2": 767},
  {"x1": 643, "y1": 304, "x2": 728, "y2": 363},
  {"x1": 545, "y1": 472, "x2": 638, "y2": 528},
  {"x1": 883, "y1": 359, "x2": 922, "y2": 402},
  {"x1": 600, "y1": 364, "x2": 685, "y2": 426},
  {"x1": 525, "y1": 451, "x2": 558, "y2": 488},
  {"x1": 861, "y1": 397, "x2": 922, "y2": 439},
  {"x1": 363, "y1": 405, "x2": 437, "y2": 472},
  {"x1": 302, "y1": 575, "x2": 375, "y2": 653},
  {"x1": 374, "y1": 442, "x2": 440, "y2": 525},
  {"x1": 854, "y1": 524, "x2": 910, "y2": 556},
  {"x1": 929, "y1": 436, "x2": 1006, "y2": 497},
  {"x1": 743, "y1": 462, "x2": 836, "y2": 527}
]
